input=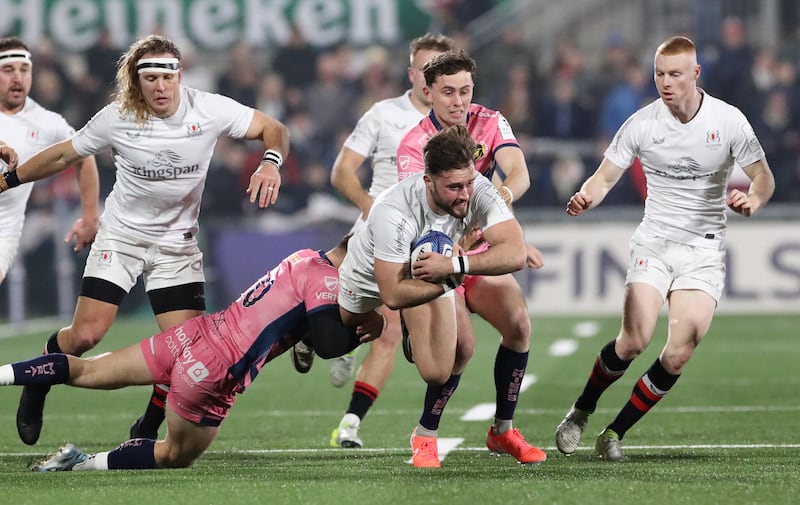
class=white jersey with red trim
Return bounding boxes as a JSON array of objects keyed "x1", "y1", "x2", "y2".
[
  {"x1": 605, "y1": 90, "x2": 765, "y2": 247},
  {"x1": 342, "y1": 90, "x2": 424, "y2": 198},
  {"x1": 0, "y1": 98, "x2": 76, "y2": 239},
  {"x1": 71, "y1": 86, "x2": 254, "y2": 242}
]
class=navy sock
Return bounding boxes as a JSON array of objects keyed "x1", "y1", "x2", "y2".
[
  {"x1": 494, "y1": 345, "x2": 528, "y2": 420},
  {"x1": 419, "y1": 374, "x2": 461, "y2": 431},
  {"x1": 11, "y1": 354, "x2": 69, "y2": 385},
  {"x1": 107, "y1": 439, "x2": 158, "y2": 469}
]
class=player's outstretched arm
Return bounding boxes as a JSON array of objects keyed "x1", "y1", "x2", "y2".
[{"x1": 566, "y1": 157, "x2": 625, "y2": 216}]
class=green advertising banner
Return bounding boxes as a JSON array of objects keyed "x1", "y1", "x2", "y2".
[{"x1": 0, "y1": 0, "x2": 435, "y2": 50}]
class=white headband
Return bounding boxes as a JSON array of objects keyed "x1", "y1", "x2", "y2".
[
  {"x1": 0, "y1": 49, "x2": 32, "y2": 65},
  {"x1": 136, "y1": 57, "x2": 180, "y2": 74}
]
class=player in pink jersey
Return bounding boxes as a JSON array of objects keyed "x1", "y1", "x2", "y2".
[
  {"x1": 395, "y1": 50, "x2": 546, "y2": 464},
  {"x1": 0, "y1": 237, "x2": 385, "y2": 472}
]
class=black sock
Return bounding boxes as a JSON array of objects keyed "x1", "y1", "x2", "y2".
[
  {"x1": 45, "y1": 331, "x2": 63, "y2": 354},
  {"x1": 575, "y1": 340, "x2": 632, "y2": 412},
  {"x1": 138, "y1": 385, "x2": 168, "y2": 433},
  {"x1": 419, "y1": 374, "x2": 461, "y2": 431},
  {"x1": 607, "y1": 358, "x2": 680, "y2": 439},
  {"x1": 347, "y1": 381, "x2": 379, "y2": 420},
  {"x1": 494, "y1": 345, "x2": 528, "y2": 420}
]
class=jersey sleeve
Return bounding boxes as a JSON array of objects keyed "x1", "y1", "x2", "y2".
[
  {"x1": 469, "y1": 175, "x2": 515, "y2": 232},
  {"x1": 204, "y1": 92, "x2": 255, "y2": 139},
  {"x1": 603, "y1": 113, "x2": 642, "y2": 170},
  {"x1": 42, "y1": 113, "x2": 77, "y2": 146},
  {"x1": 343, "y1": 104, "x2": 380, "y2": 158},
  {"x1": 396, "y1": 130, "x2": 425, "y2": 181},
  {"x1": 71, "y1": 104, "x2": 114, "y2": 157},
  {"x1": 728, "y1": 109, "x2": 766, "y2": 167}
]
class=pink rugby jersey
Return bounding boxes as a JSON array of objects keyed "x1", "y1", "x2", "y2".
[
  {"x1": 210, "y1": 248, "x2": 340, "y2": 392},
  {"x1": 396, "y1": 104, "x2": 520, "y2": 180}
]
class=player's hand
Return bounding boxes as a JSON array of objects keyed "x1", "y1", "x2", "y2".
[
  {"x1": 246, "y1": 162, "x2": 281, "y2": 208},
  {"x1": 566, "y1": 191, "x2": 592, "y2": 216},
  {"x1": 0, "y1": 142, "x2": 18, "y2": 170},
  {"x1": 727, "y1": 188, "x2": 753, "y2": 217},
  {"x1": 412, "y1": 252, "x2": 464, "y2": 285},
  {"x1": 525, "y1": 243, "x2": 544, "y2": 269},
  {"x1": 356, "y1": 311, "x2": 387, "y2": 343},
  {"x1": 64, "y1": 216, "x2": 99, "y2": 252},
  {"x1": 459, "y1": 225, "x2": 484, "y2": 252}
]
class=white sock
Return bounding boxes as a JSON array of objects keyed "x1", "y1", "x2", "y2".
[
  {"x1": 0, "y1": 364, "x2": 15, "y2": 385},
  {"x1": 73, "y1": 451, "x2": 109, "y2": 471},
  {"x1": 341, "y1": 413, "x2": 360, "y2": 427}
]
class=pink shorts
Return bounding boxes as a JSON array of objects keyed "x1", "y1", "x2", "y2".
[{"x1": 140, "y1": 316, "x2": 238, "y2": 426}]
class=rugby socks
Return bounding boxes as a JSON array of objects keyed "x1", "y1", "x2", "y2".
[
  {"x1": 575, "y1": 339, "x2": 632, "y2": 412},
  {"x1": 346, "y1": 381, "x2": 379, "y2": 420},
  {"x1": 607, "y1": 358, "x2": 679, "y2": 439},
  {"x1": 45, "y1": 332, "x2": 64, "y2": 354},
  {"x1": 138, "y1": 385, "x2": 169, "y2": 435},
  {"x1": 0, "y1": 354, "x2": 70, "y2": 386},
  {"x1": 493, "y1": 345, "x2": 528, "y2": 430},
  {"x1": 74, "y1": 439, "x2": 157, "y2": 470},
  {"x1": 418, "y1": 374, "x2": 461, "y2": 434}
]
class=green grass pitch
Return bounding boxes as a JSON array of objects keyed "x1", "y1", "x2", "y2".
[{"x1": 0, "y1": 313, "x2": 798, "y2": 504}]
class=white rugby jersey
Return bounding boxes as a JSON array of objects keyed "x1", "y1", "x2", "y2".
[
  {"x1": 342, "y1": 90, "x2": 424, "y2": 197},
  {"x1": 605, "y1": 90, "x2": 765, "y2": 247},
  {"x1": 71, "y1": 86, "x2": 254, "y2": 242},
  {"x1": 339, "y1": 171, "x2": 512, "y2": 297},
  {"x1": 0, "y1": 98, "x2": 76, "y2": 239}
]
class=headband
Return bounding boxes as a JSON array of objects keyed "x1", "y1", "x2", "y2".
[
  {"x1": 0, "y1": 49, "x2": 32, "y2": 65},
  {"x1": 136, "y1": 57, "x2": 180, "y2": 74}
]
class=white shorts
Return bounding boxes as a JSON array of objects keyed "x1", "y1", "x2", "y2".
[
  {"x1": 626, "y1": 230, "x2": 726, "y2": 302},
  {"x1": 83, "y1": 224, "x2": 205, "y2": 293},
  {"x1": 0, "y1": 236, "x2": 20, "y2": 280}
]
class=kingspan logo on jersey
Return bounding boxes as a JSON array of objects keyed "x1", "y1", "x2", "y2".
[{"x1": 133, "y1": 150, "x2": 200, "y2": 179}]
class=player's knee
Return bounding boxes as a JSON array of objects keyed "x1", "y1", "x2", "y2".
[
  {"x1": 419, "y1": 367, "x2": 451, "y2": 386},
  {"x1": 60, "y1": 325, "x2": 107, "y2": 355}
]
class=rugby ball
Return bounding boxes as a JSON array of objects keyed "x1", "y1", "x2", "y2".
[{"x1": 410, "y1": 230, "x2": 454, "y2": 278}]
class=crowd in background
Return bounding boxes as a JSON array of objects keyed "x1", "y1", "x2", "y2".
[{"x1": 18, "y1": 13, "x2": 800, "y2": 227}]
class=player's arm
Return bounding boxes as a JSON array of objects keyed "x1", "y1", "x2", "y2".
[
  {"x1": 728, "y1": 159, "x2": 775, "y2": 217},
  {"x1": 463, "y1": 218, "x2": 527, "y2": 276},
  {"x1": 493, "y1": 146, "x2": 531, "y2": 206},
  {"x1": 243, "y1": 110, "x2": 291, "y2": 208},
  {"x1": 65, "y1": 155, "x2": 101, "y2": 252},
  {"x1": 375, "y1": 258, "x2": 456, "y2": 311},
  {"x1": 0, "y1": 139, "x2": 83, "y2": 193},
  {"x1": 330, "y1": 147, "x2": 372, "y2": 217},
  {"x1": 566, "y1": 157, "x2": 626, "y2": 216}
]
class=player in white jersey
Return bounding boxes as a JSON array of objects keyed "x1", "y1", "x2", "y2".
[
  {"x1": 337, "y1": 125, "x2": 546, "y2": 468},
  {"x1": 0, "y1": 37, "x2": 99, "y2": 283},
  {"x1": 323, "y1": 33, "x2": 455, "y2": 449},
  {"x1": 554, "y1": 36, "x2": 774, "y2": 461},
  {"x1": 0, "y1": 35, "x2": 290, "y2": 447}
]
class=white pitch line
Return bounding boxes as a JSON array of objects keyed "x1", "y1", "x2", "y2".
[{"x1": 4, "y1": 442, "x2": 798, "y2": 459}]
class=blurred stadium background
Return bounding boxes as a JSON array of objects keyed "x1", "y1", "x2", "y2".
[{"x1": 1, "y1": 0, "x2": 798, "y2": 326}]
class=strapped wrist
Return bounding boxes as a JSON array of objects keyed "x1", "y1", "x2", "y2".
[
  {"x1": 501, "y1": 185, "x2": 513, "y2": 203},
  {"x1": 1, "y1": 171, "x2": 21, "y2": 192},
  {"x1": 261, "y1": 149, "x2": 283, "y2": 170},
  {"x1": 451, "y1": 255, "x2": 469, "y2": 274}
]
